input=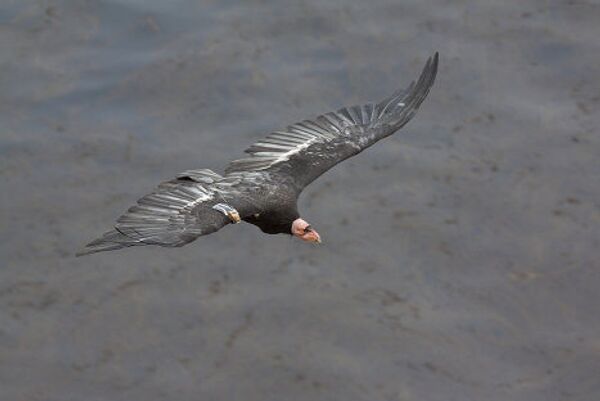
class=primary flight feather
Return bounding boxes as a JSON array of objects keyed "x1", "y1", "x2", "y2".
[{"x1": 78, "y1": 53, "x2": 438, "y2": 256}]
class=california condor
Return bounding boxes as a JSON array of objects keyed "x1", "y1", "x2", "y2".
[{"x1": 78, "y1": 53, "x2": 438, "y2": 256}]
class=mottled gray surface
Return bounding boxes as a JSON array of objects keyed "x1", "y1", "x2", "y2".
[{"x1": 1, "y1": 1, "x2": 599, "y2": 400}]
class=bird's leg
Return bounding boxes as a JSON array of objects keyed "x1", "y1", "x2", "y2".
[{"x1": 212, "y1": 203, "x2": 241, "y2": 223}]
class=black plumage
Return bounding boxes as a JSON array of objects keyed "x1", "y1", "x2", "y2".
[{"x1": 78, "y1": 53, "x2": 438, "y2": 255}]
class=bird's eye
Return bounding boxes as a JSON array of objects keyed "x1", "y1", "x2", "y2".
[{"x1": 303, "y1": 225, "x2": 313, "y2": 233}]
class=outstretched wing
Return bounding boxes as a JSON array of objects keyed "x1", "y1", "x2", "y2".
[
  {"x1": 226, "y1": 53, "x2": 438, "y2": 190},
  {"x1": 78, "y1": 169, "x2": 240, "y2": 256}
]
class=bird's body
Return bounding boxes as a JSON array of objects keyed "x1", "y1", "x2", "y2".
[{"x1": 78, "y1": 53, "x2": 438, "y2": 256}]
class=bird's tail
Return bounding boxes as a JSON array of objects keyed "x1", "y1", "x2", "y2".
[{"x1": 76, "y1": 229, "x2": 142, "y2": 256}]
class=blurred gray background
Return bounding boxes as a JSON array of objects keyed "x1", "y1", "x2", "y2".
[{"x1": 1, "y1": 1, "x2": 599, "y2": 400}]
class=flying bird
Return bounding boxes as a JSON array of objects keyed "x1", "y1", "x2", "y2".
[{"x1": 78, "y1": 53, "x2": 438, "y2": 256}]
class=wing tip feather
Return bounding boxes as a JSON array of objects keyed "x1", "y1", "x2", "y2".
[{"x1": 76, "y1": 229, "x2": 137, "y2": 256}]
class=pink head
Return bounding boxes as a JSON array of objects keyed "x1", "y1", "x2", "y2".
[{"x1": 291, "y1": 218, "x2": 321, "y2": 244}]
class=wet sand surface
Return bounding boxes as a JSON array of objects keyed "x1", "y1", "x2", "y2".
[{"x1": 1, "y1": 1, "x2": 599, "y2": 400}]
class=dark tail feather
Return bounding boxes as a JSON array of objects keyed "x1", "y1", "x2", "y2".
[{"x1": 76, "y1": 229, "x2": 141, "y2": 256}]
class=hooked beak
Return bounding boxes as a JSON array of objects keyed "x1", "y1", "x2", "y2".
[
  {"x1": 303, "y1": 230, "x2": 321, "y2": 244},
  {"x1": 291, "y1": 218, "x2": 321, "y2": 244}
]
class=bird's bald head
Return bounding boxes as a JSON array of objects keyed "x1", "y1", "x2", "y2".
[{"x1": 291, "y1": 218, "x2": 321, "y2": 244}]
